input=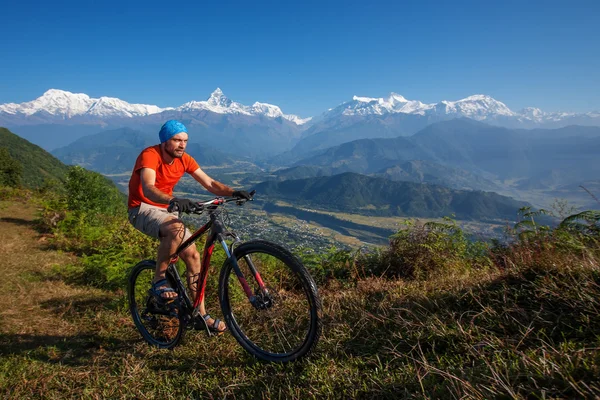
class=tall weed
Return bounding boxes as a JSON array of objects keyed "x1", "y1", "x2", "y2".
[{"x1": 360, "y1": 217, "x2": 492, "y2": 280}]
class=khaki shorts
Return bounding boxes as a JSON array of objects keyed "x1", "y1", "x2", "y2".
[{"x1": 128, "y1": 202, "x2": 191, "y2": 241}]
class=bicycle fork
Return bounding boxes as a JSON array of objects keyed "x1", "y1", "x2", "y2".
[
  {"x1": 191, "y1": 215, "x2": 271, "y2": 312},
  {"x1": 218, "y1": 234, "x2": 273, "y2": 310}
]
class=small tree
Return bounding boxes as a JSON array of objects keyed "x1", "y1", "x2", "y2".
[
  {"x1": 65, "y1": 166, "x2": 124, "y2": 217},
  {"x1": 0, "y1": 147, "x2": 23, "y2": 188}
]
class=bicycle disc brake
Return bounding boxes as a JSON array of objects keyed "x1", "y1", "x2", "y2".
[{"x1": 252, "y1": 287, "x2": 274, "y2": 310}]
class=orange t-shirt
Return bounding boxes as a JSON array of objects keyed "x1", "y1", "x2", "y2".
[{"x1": 128, "y1": 145, "x2": 200, "y2": 209}]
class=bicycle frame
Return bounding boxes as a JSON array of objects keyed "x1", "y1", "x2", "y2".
[{"x1": 165, "y1": 203, "x2": 269, "y2": 322}]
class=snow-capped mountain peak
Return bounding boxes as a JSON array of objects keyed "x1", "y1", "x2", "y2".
[
  {"x1": 459, "y1": 94, "x2": 494, "y2": 102},
  {"x1": 0, "y1": 89, "x2": 169, "y2": 119},
  {"x1": 323, "y1": 91, "x2": 600, "y2": 127},
  {"x1": 176, "y1": 88, "x2": 310, "y2": 124},
  {"x1": 388, "y1": 92, "x2": 409, "y2": 103},
  {"x1": 207, "y1": 87, "x2": 232, "y2": 108},
  {"x1": 250, "y1": 101, "x2": 313, "y2": 124},
  {"x1": 439, "y1": 95, "x2": 516, "y2": 119},
  {"x1": 330, "y1": 92, "x2": 520, "y2": 120},
  {"x1": 87, "y1": 96, "x2": 172, "y2": 117},
  {"x1": 341, "y1": 92, "x2": 433, "y2": 116},
  {"x1": 518, "y1": 107, "x2": 546, "y2": 122},
  {"x1": 251, "y1": 102, "x2": 284, "y2": 118},
  {"x1": 521, "y1": 107, "x2": 544, "y2": 115},
  {"x1": 13, "y1": 89, "x2": 94, "y2": 117}
]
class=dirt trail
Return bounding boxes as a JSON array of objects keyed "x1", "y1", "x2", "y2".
[{"x1": 0, "y1": 201, "x2": 112, "y2": 340}]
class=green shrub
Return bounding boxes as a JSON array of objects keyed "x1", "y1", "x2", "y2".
[
  {"x1": 298, "y1": 246, "x2": 358, "y2": 285},
  {"x1": 65, "y1": 166, "x2": 124, "y2": 217},
  {"x1": 0, "y1": 147, "x2": 23, "y2": 188},
  {"x1": 363, "y1": 217, "x2": 492, "y2": 280}
]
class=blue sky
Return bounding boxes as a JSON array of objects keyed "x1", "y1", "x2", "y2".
[{"x1": 1, "y1": 0, "x2": 598, "y2": 117}]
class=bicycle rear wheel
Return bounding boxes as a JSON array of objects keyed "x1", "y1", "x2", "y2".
[
  {"x1": 219, "y1": 240, "x2": 322, "y2": 362},
  {"x1": 128, "y1": 260, "x2": 185, "y2": 349}
]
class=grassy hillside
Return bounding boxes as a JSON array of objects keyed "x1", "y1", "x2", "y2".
[
  {"x1": 0, "y1": 127, "x2": 70, "y2": 188},
  {"x1": 1, "y1": 190, "x2": 599, "y2": 398}
]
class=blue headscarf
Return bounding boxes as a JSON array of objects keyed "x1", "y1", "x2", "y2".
[{"x1": 159, "y1": 120, "x2": 188, "y2": 143}]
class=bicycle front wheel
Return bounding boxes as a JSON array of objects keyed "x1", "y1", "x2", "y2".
[
  {"x1": 128, "y1": 260, "x2": 185, "y2": 349},
  {"x1": 219, "y1": 240, "x2": 322, "y2": 363}
]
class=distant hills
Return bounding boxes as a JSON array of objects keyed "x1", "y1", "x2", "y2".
[
  {"x1": 271, "y1": 159, "x2": 500, "y2": 192},
  {"x1": 51, "y1": 127, "x2": 235, "y2": 174},
  {"x1": 410, "y1": 119, "x2": 600, "y2": 181},
  {"x1": 23, "y1": 117, "x2": 600, "y2": 211},
  {"x1": 255, "y1": 172, "x2": 528, "y2": 221},
  {"x1": 289, "y1": 113, "x2": 435, "y2": 155},
  {"x1": 292, "y1": 119, "x2": 600, "y2": 189},
  {"x1": 0, "y1": 127, "x2": 69, "y2": 188},
  {"x1": 51, "y1": 128, "x2": 153, "y2": 173},
  {"x1": 294, "y1": 135, "x2": 430, "y2": 173},
  {"x1": 375, "y1": 160, "x2": 501, "y2": 192}
]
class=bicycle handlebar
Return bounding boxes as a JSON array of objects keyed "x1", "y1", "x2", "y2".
[{"x1": 171, "y1": 189, "x2": 256, "y2": 215}]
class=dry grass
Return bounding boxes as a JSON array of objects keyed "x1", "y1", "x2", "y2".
[{"x1": 1, "y1": 198, "x2": 599, "y2": 398}]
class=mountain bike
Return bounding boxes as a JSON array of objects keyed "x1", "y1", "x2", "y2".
[{"x1": 127, "y1": 192, "x2": 322, "y2": 363}]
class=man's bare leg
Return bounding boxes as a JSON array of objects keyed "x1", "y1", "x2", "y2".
[
  {"x1": 180, "y1": 241, "x2": 226, "y2": 331},
  {"x1": 153, "y1": 218, "x2": 187, "y2": 300}
]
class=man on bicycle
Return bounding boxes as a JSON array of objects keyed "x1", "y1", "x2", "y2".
[{"x1": 127, "y1": 119, "x2": 251, "y2": 334}]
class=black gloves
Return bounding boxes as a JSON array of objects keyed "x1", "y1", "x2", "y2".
[
  {"x1": 168, "y1": 197, "x2": 195, "y2": 213},
  {"x1": 168, "y1": 192, "x2": 251, "y2": 213},
  {"x1": 232, "y1": 190, "x2": 252, "y2": 200}
]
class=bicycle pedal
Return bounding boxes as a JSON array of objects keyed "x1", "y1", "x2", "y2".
[
  {"x1": 146, "y1": 298, "x2": 180, "y2": 317},
  {"x1": 192, "y1": 318, "x2": 209, "y2": 331}
]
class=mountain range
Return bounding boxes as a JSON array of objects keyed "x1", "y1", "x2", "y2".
[
  {"x1": 0, "y1": 88, "x2": 309, "y2": 125},
  {"x1": 0, "y1": 89, "x2": 307, "y2": 155},
  {"x1": 3, "y1": 89, "x2": 598, "y2": 128},
  {"x1": 2, "y1": 89, "x2": 599, "y2": 157},
  {"x1": 319, "y1": 93, "x2": 600, "y2": 127}
]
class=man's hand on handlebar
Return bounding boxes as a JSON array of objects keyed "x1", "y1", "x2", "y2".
[
  {"x1": 168, "y1": 197, "x2": 195, "y2": 213},
  {"x1": 168, "y1": 191, "x2": 254, "y2": 213},
  {"x1": 232, "y1": 190, "x2": 253, "y2": 201}
]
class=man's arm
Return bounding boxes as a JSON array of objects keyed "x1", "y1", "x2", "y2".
[
  {"x1": 190, "y1": 167, "x2": 234, "y2": 196},
  {"x1": 140, "y1": 168, "x2": 173, "y2": 204}
]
